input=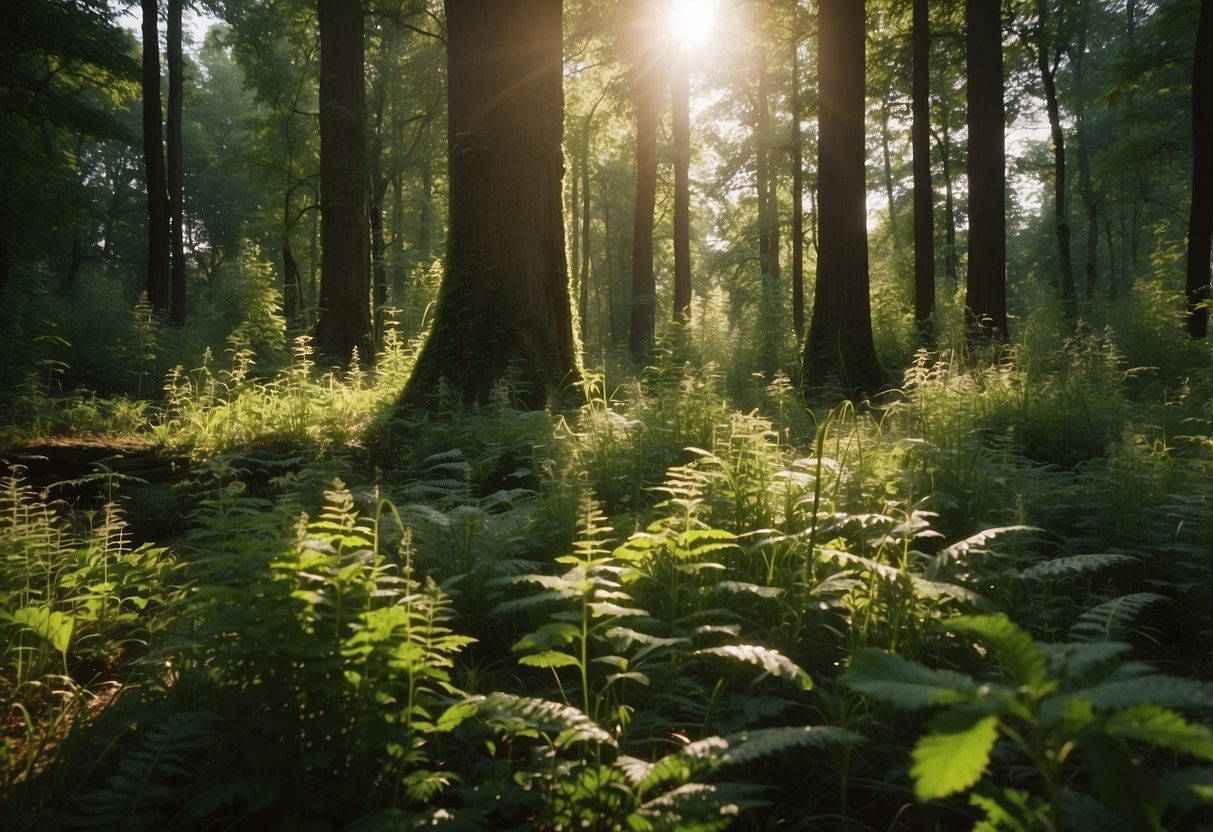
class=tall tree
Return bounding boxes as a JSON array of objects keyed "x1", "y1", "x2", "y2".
[
  {"x1": 965, "y1": 0, "x2": 1009, "y2": 340},
  {"x1": 790, "y1": 9, "x2": 806, "y2": 340},
  {"x1": 672, "y1": 50, "x2": 692, "y2": 322},
  {"x1": 141, "y1": 0, "x2": 170, "y2": 313},
  {"x1": 1189, "y1": 0, "x2": 1213, "y2": 338},
  {"x1": 803, "y1": 0, "x2": 884, "y2": 396},
  {"x1": 911, "y1": 0, "x2": 935, "y2": 337},
  {"x1": 167, "y1": 0, "x2": 185, "y2": 325},
  {"x1": 400, "y1": 0, "x2": 577, "y2": 409},
  {"x1": 628, "y1": 0, "x2": 661, "y2": 357},
  {"x1": 313, "y1": 0, "x2": 371, "y2": 364}
]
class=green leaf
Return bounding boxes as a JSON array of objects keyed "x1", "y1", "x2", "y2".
[
  {"x1": 1102, "y1": 705, "x2": 1213, "y2": 760},
  {"x1": 512, "y1": 621, "x2": 579, "y2": 653},
  {"x1": 12, "y1": 604, "x2": 74, "y2": 654},
  {"x1": 911, "y1": 711, "x2": 1000, "y2": 800},
  {"x1": 518, "y1": 650, "x2": 581, "y2": 669},
  {"x1": 949, "y1": 614, "x2": 1048, "y2": 691},
  {"x1": 696, "y1": 644, "x2": 812, "y2": 691},
  {"x1": 842, "y1": 649, "x2": 981, "y2": 710}
]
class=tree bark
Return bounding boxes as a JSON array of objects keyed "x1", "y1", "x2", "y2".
[
  {"x1": 167, "y1": 0, "x2": 185, "y2": 326},
  {"x1": 141, "y1": 0, "x2": 169, "y2": 314},
  {"x1": 628, "y1": 1, "x2": 661, "y2": 358},
  {"x1": 400, "y1": 0, "x2": 577, "y2": 409},
  {"x1": 791, "y1": 27, "x2": 805, "y2": 340},
  {"x1": 672, "y1": 52, "x2": 692, "y2": 322},
  {"x1": 965, "y1": 0, "x2": 1009, "y2": 340},
  {"x1": 1188, "y1": 0, "x2": 1213, "y2": 338},
  {"x1": 804, "y1": 0, "x2": 885, "y2": 397},
  {"x1": 912, "y1": 0, "x2": 935, "y2": 337},
  {"x1": 313, "y1": 0, "x2": 371, "y2": 364}
]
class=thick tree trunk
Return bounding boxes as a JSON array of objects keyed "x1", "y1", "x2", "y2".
[
  {"x1": 804, "y1": 0, "x2": 885, "y2": 397},
  {"x1": 400, "y1": 0, "x2": 577, "y2": 409},
  {"x1": 167, "y1": 0, "x2": 185, "y2": 326},
  {"x1": 791, "y1": 33, "x2": 805, "y2": 340},
  {"x1": 141, "y1": 0, "x2": 169, "y2": 314},
  {"x1": 672, "y1": 53, "x2": 691, "y2": 322},
  {"x1": 629, "y1": 23, "x2": 660, "y2": 358},
  {"x1": 965, "y1": 0, "x2": 1009, "y2": 340},
  {"x1": 313, "y1": 0, "x2": 371, "y2": 364},
  {"x1": 912, "y1": 0, "x2": 935, "y2": 337},
  {"x1": 1188, "y1": 0, "x2": 1213, "y2": 338}
]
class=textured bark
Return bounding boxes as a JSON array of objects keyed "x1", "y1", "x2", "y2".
[
  {"x1": 630, "y1": 40, "x2": 659, "y2": 356},
  {"x1": 141, "y1": 0, "x2": 169, "y2": 314},
  {"x1": 400, "y1": 0, "x2": 577, "y2": 409},
  {"x1": 167, "y1": 0, "x2": 185, "y2": 326},
  {"x1": 313, "y1": 0, "x2": 371, "y2": 364},
  {"x1": 803, "y1": 0, "x2": 885, "y2": 397},
  {"x1": 912, "y1": 0, "x2": 935, "y2": 335},
  {"x1": 1188, "y1": 0, "x2": 1213, "y2": 338},
  {"x1": 672, "y1": 53, "x2": 691, "y2": 322},
  {"x1": 965, "y1": 0, "x2": 1009, "y2": 340}
]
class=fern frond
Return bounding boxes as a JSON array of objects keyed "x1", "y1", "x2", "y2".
[
  {"x1": 695, "y1": 644, "x2": 813, "y2": 691},
  {"x1": 469, "y1": 692, "x2": 615, "y2": 748},
  {"x1": 1069, "y1": 593, "x2": 1168, "y2": 642},
  {"x1": 842, "y1": 648, "x2": 981, "y2": 709},
  {"x1": 1020, "y1": 554, "x2": 1136, "y2": 581}
]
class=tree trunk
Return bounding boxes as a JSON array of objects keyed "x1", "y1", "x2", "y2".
[
  {"x1": 283, "y1": 241, "x2": 304, "y2": 330},
  {"x1": 672, "y1": 52, "x2": 692, "y2": 322},
  {"x1": 965, "y1": 0, "x2": 1009, "y2": 340},
  {"x1": 791, "y1": 28, "x2": 805, "y2": 340},
  {"x1": 804, "y1": 0, "x2": 885, "y2": 397},
  {"x1": 580, "y1": 113, "x2": 593, "y2": 343},
  {"x1": 313, "y1": 0, "x2": 371, "y2": 365},
  {"x1": 141, "y1": 0, "x2": 169, "y2": 314},
  {"x1": 912, "y1": 0, "x2": 935, "y2": 338},
  {"x1": 400, "y1": 0, "x2": 577, "y2": 409},
  {"x1": 628, "y1": 6, "x2": 660, "y2": 358},
  {"x1": 1187, "y1": 0, "x2": 1212, "y2": 338},
  {"x1": 1036, "y1": 0, "x2": 1076, "y2": 320},
  {"x1": 755, "y1": 45, "x2": 780, "y2": 285},
  {"x1": 167, "y1": 0, "x2": 185, "y2": 326}
]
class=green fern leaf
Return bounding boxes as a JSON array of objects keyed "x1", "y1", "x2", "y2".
[
  {"x1": 1079, "y1": 676, "x2": 1213, "y2": 712},
  {"x1": 842, "y1": 648, "x2": 981, "y2": 709},
  {"x1": 925, "y1": 525, "x2": 1040, "y2": 579},
  {"x1": 518, "y1": 650, "x2": 580, "y2": 669},
  {"x1": 911, "y1": 710, "x2": 1000, "y2": 800},
  {"x1": 1020, "y1": 554, "x2": 1136, "y2": 581},
  {"x1": 695, "y1": 644, "x2": 812, "y2": 691},
  {"x1": 949, "y1": 614, "x2": 1048, "y2": 691},
  {"x1": 470, "y1": 692, "x2": 616, "y2": 747},
  {"x1": 1069, "y1": 593, "x2": 1167, "y2": 642}
]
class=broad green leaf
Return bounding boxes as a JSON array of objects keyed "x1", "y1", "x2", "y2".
[
  {"x1": 842, "y1": 649, "x2": 980, "y2": 709},
  {"x1": 518, "y1": 650, "x2": 580, "y2": 669},
  {"x1": 512, "y1": 621, "x2": 579, "y2": 653},
  {"x1": 1102, "y1": 705, "x2": 1213, "y2": 760},
  {"x1": 911, "y1": 711, "x2": 1000, "y2": 800},
  {"x1": 13, "y1": 605, "x2": 74, "y2": 654},
  {"x1": 949, "y1": 614, "x2": 1048, "y2": 691}
]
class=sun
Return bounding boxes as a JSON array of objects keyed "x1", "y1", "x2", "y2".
[{"x1": 667, "y1": 0, "x2": 719, "y2": 49}]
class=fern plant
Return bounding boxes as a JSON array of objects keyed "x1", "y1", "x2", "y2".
[{"x1": 843, "y1": 613, "x2": 1213, "y2": 831}]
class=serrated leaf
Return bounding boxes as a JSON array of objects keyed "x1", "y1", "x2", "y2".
[
  {"x1": 518, "y1": 650, "x2": 580, "y2": 669},
  {"x1": 1020, "y1": 554, "x2": 1136, "y2": 581},
  {"x1": 911, "y1": 711, "x2": 1000, "y2": 800},
  {"x1": 949, "y1": 614, "x2": 1048, "y2": 691},
  {"x1": 1069, "y1": 593, "x2": 1168, "y2": 642},
  {"x1": 842, "y1": 649, "x2": 981, "y2": 709},
  {"x1": 1101, "y1": 704, "x2": 1213, "y2": 759}
]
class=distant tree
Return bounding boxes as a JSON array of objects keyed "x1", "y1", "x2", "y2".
[
  {"x1": 142, "y1": 0, "x2": 170, "y2": 313},
  {"x1": 790, "y1": 7, "x2": 806, "y2": 340},
  {"x1": 1188, "y1": 0, "x2": 1212, "y2": 338},
  {"x1": 313, "y1": 0, "x2": 372, "y2": 364},
  {"x1": 965, "y1": 0, "x2": 1009, "y2": 340},
  {"x1": 803, "y1": 0, "x2": 885, "y2": 396},
  {"x1": 399, "y1": 0, "x2": 577, "y2": 409},
  {"x1": 167, "y1": 0, "x2": 186, "y2": 325},
  {"x1": 912, "y1": 0, "x2": 935, "y2": 338},
  {"x1": 672, "y1": 49, "x2": 691, "y2": 322}
]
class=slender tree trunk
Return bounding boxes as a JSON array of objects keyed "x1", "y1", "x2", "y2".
[
  {"x1": 418, "y1": 155, "x2": 434, "y2": 264},
  {"x1": 804, "y1": 0, "x2": 884, "y2": 397},
  {"x1": 400, "y1": 0, "x2": 577, "y2": 408},
  {"x1": 791, "y1": 30, "x2": 805, "y2": 340},
  {"x1": 1036, "y1": 0, "x2": 1076, "y2": 320},
  {"x1": 879, "y1": 91, "x2": 899, "y2": 250},
  {"x1": 1187, "y1": 0, "x2": 1212, "y2": 338},
  {"x1": 938, "y1": 117, "x2": 959, "y2": 284},
  {"x1": 912, "y1": 0, "x2": 935, "y2": 338},
  {"x1": 369, "y1": 68, "x2": 388, "y2": 345},
  {"x1": 580, "y1": 114, "x2": 593, "y2": 342},
  {"x1": 141, "y1": 0, "x2": 169, "y2": 314},
  {"x1": 965, "y1": 0, "x2": 1009, "y2": 340},
  {"x1": 314, "y1": 0, "x2": 371, "y2": 364},
  {"x1": 755, "y1": 45, "x2": 779, "y2": 285},
  {"x1": 629, "y1": 7, "x2": 660, "y2": 358},
  {"x1": 283, "y1": 241, "x2": 303, "y2": 330},
  {"x1": 672, "y1": 52, "x2": 692, "y2": 322},
  {"x1": 167, "y1": 0, "x2": 185, "y2": 325}
]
